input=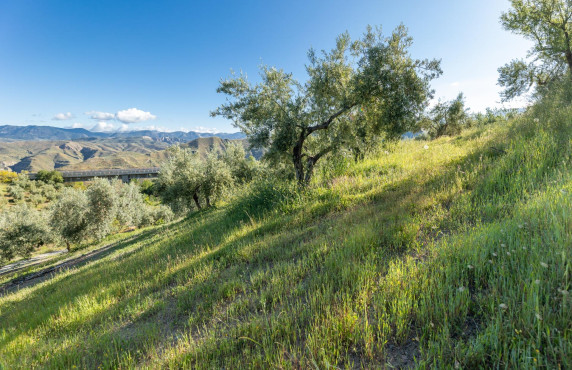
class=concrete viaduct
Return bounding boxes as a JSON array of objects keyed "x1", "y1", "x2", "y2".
[{"x1": 29, "y1": 167, "x2": 160, "y2": 183}]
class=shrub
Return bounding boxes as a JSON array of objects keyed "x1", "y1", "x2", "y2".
[
  {"x1": 50, "y1": 187, "x2": 90, "y2": 250},
  {"x1": 0, "y1": 204, "x2": 52, "y2": 262},
  {"x1": 139, "y1": 204, "x2": 175, "y2": 227},
  {"x1": 41, "y1": 184, "x2": 58, "y2": 201},
  {"x1": 8, "y1": 185, "x2": 24, "y2": 201},
  {"x1": 114, "y1": 180, "x2": 147, "y2": 228},
  {"x1": 85, "y1": 178, "x2": 117, "y2": 240},
  {"x1": 0, "y1": 170, "x2": 17, "y2": 183},
  {"x1": 29, "y1": 194, "x2": 45, "y2": 206},
  {"x1": 36, "y1": 170, "x2": 64, "y2": 184}
]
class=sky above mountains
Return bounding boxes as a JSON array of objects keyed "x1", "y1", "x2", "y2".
[{"x1": 0, "y1": 0, "x2": 531, "y2": 133}]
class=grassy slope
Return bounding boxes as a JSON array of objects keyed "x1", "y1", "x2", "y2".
[{"x1": 0, "y1": 96, "x2": 571, "y2": 368}]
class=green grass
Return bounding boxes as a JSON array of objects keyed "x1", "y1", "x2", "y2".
[{"x1": 0, "y1": 92, "x2": 571, "y2": 368}]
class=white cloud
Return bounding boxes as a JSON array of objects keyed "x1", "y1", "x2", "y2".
[
  {"x1": 53, "y1": 112, "x2": 74, "y2": 120},
  {"x1": 85, "y1": 111, "x2": 115, "y2": 120},
  {"x1": 115, "y1": 108, "x2": 156, "y2": 123},
  {"x1": 91, "y1": 121, "x2": 116, "y2": 132},
  {"x1": 70, "y1": 122, "x2": 88, "y2": 129}
]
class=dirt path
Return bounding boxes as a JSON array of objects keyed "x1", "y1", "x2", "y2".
[
  {"x1": 0, "y1": 235, "x2": 140, "y2": 295},
  {"x1": 0, "y1": 250, "x2": 68, "y2": 276}
]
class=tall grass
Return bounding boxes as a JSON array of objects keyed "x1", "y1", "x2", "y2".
[{"x1": 0, "y1": 86, "x2": 571, "y2": 368}]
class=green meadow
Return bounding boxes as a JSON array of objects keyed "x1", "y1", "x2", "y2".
[{"x1": 0, "y1": 86, "x2": 570, "y2": 368}]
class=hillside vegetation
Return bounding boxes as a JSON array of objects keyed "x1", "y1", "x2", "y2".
[
  {"x1": 0, "y1": 85, "x2": 570, "y2": 368},
  {"x1": 0, "y1": 137, "x2": 257, "y2": 173}
]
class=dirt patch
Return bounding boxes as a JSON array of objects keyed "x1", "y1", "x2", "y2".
[
  {"x1": 384, "y1": 340, "x2": 420, "y2": 369},
  {"x1": 0, "y1": 235, "x2": 141, "y2": 295}
]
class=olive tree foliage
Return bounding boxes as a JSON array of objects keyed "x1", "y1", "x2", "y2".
[
  {"x1": 157, "y1": 146, "x2": 205, "y2": 212},
  {"x1": 85, "y1": 178, "x2": 118, "y2": 240},
  {"x1": 157, "y1": 145, "x2": 238, "y2": 211},
  {"x1": 0, "y1": 204, "x2": 52, "y2": 262},
  {"x1": 212, "y1": 25, "x2": 441, "y2": 186},
  {"x1": 421, "y1": 93, "x2": 469, "y2": 138},
  {"x1": 499, "y1": 0, "x2": 572, "y2": 101},
  {"x1": 222, "y1": 142, "x2": 259, "y2": 184},
  {"x1": 113, "y1": 180, "x2": 146, "y2": 227},
  {"x1": 50, "y1": 187, "x2": 90, "y2": 250},
  {"x1": 201, "y1": 152, "x2": 233, "y2": 207}
]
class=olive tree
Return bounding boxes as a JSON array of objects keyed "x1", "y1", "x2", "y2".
[
  {"x1": 50, "y1": 187, "x2": 90, "y2": 250},
  {"x1": 113, "y1": 180, "x2": 147, "y2": 227},
  {"x1": 201, "y1": 152, "x2": 233, "y2": 207},
  {"x1": 499, "y1": 0, "x2": 572, "y2": 100},
  {"x1": 157, "y1": 146, "x2": 205, "y2": 211},
  {"x1": 212, "y1": 25, "x2": 441, "y2": 186},
  {"x1": 222, "y1": 142, "x2": 258, "y2": 184},
  {"x1": 422, "y1": 93, "x2": 469, "y2": 138},
  {"x1": 85, "y1": 178, "x2": 117, "y2": 240},
  {"x1": 0, "y1": 204, "x2": 52, "y2": 262}
]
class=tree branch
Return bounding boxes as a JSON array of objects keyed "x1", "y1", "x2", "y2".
[{"x1": 307, "y1": 103, "x2": 357, "y2": 135}]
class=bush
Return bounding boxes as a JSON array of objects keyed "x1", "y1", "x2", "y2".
[
  {"x1": 114, "y1": 180, "x2": 147, "y2": 228},
  {"x1": 0, "y1": 170, "x2": 17, "y2": 183},
  {"x1": 0, "y1": 204, "x2": 52, "y2": 262},
  {"x1": 29, "y1": 194, "x2": 45, "y2": 206},
  {"x1": 41, "y1": 184, "x2": 58, "y2": 201},
  {"x1": 85, "y1": 178, "x2": 117, "y2": 240},
  {"x1": 139, "y1": 204, "x2": 175, "y2": 227},
  {"x1": 36, "y1": 170, "x2": 64, "y2": 184},
  {"x1": 8, "y1": 185, "x2": 24, "y2": 201},
  {"x1": 50, "y1": 187, "x2": 90, "y2": 250}
]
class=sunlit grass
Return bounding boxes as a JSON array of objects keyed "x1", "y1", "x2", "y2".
[{"x1": 0, "y1": 97, "x2": 571, "y2": 368}]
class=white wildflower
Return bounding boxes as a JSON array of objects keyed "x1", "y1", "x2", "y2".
[
  {"x1": 499, "y1": 303, "x2": 508, "y2": 309},
  {"x1": 535, "y1": 313, "x2": 542, "y2": 321},
  {"x1": 492, "y1": 253, "x2": 497, "y2": 257},
  {"x1": 501, "y1": 243, "x2": 506, "y2": 248},
  {"x1": 540, "y1": 262, "x2": 549, "y2": 268},
  {"x1": 423, "y1": 145, "x2": 429, "y2": 150},
  {"x1": 467, "y1": 264, "x2": 474, "y2": 270},
  {"x1": 534, "y1": 280, "x2": 540, "y2": 285},
  {"x1": 458, "y1": 286, "x2": 466, "y2": 292}
]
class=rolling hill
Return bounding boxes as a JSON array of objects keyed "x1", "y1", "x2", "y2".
[
  {"x1": 1, "y1": 98, "x2": 571, "y2": 367},
  {"x1": 0, "y1": 136, "x2": 261, "y2": 172}
]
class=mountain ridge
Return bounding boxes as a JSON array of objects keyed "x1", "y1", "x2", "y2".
[{"x1": 0, "y1": 125, "x2": 245, "y2": 142}]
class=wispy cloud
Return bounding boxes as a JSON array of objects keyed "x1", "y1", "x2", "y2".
[
  {"x1": 52, "y1": 112, "x2": 74, "y2": 120},
  {"x1": 85, "y1": 111, "x2": 115, "y2": 120}
]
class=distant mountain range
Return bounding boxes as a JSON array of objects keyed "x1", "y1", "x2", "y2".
[
  {"x1": 0, "y1": 133, "x2": 260, "y2": 173},
  {"x1": 0, "y1": 125, "x2": 245, "y2": 142}
]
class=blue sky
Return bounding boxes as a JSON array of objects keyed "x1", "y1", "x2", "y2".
[{"x1": 0, "y1": 0, "x2": 531, "y2": 133}]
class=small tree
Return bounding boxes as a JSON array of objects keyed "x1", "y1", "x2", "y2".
[
  {"x1": 85, "y1": 178, "x2": 117, "y2": 240},
  {"x1": 499, "y1": 0, "x2": 572, "y2": 100},
  {"x1": 0, "y1": 204, "x2": 52, "y2": 262},
  {"x1": 114, "y1": 180, "x2": 147, "y2": 228},
  {"x1": 422, "y1": 93, "x2": 469, "y2": 138},
  {"x1": 212, "y1": 25, "x2": 441, "y2": 186},
  {"x1": 201, "y1": 151, "x2": 233, "y2": 207},
  {"x1": 36, "y1": 170, "x2": 64, "y2": 184},
  {"x1": 222, "y1": 141, "x2": 258, "y2": 184},
  {"x1": 50, "y1": 187, "x2": 90, "y2": 250},
  {"x1": 157, "y1": 146, "x2": 205, "y2": 211}
]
